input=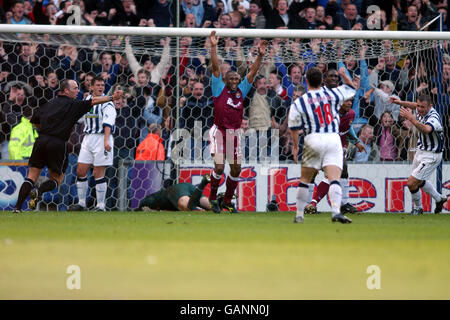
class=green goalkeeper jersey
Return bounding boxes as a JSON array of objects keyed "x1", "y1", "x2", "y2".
[{"x1": 139, "y1": 183, "x2": 197, "y2": 211}]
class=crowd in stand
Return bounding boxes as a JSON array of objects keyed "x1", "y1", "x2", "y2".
[{"x1": 1, "y1": 0, "x2": 449, "y2": 167}]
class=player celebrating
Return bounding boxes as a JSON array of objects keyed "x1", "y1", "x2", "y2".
[
  {"x1": 289, "y1": 67, "x2": 356, "y2": 224},
  {"x1": 303, "y1": 68, "x2": 363, "y2": 214},
  {"x1": 390, "y1": 95, "x2": 447, "y2": 215},
  {"x1": 69, "y1": 76, "x2": 117, "y2": 212},
  {"x1": 208, "y1": 30, "x2": 268, "y2": 213},
  {"x1": 304, "y1": 98, "x2": 366, "y2": 215},
  {"x1": 137, "y1": 174, "x2": 211, "y2": 211}
]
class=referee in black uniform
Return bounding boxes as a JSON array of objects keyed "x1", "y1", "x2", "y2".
[{"x1": 13, "y1": 79, "x2": 123, "y2": 213}]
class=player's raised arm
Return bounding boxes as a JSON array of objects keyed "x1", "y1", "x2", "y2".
[
  {"x1": 247, "y1": 40, "x2": 268, "y2": 84},
  {"x1": 209, "y1": 31, "x2": 220, "y2": 78},
  {"x1": 91, "y1": 89, "x2": 123, "y2": 106},
  {"x1": 389, "y1": 97, "x2": 418, "y2": 110},
  {"x1": 338, "y1": 67, "x2": 356, "y2": 88}
]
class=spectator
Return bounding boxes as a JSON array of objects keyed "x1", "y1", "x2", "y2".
[
  {"x1": 268, "y1": 70, "x2": 289, "y2": 101},
  {"x1": 182, "y1": 0, "x2": 206, "y2": 27},
  {"x1": 91, "y1": 51, "x2": 119, "y2": 93},
  {"x1": 292, "y1": 6, "x2": 318, "y2": 30},
  {"x1": 0, "y1": 84, "x2": 29, "y2": 159},
  {"x1": 229, "y1": 2, "x2": 251, "y2": 28},
  {"x1": 183, "y1": 12, "x2": 197, "y2": 27},
  {"x1": 33, "y1": 70, "x2": 60, "y2": 106},
  {"x1": 33, "y1": 0, "x2": 58, "y2": 25},
  {"x1": 244, "y1": 75, "x2": 284, "y2": 130},
  {"x1": 7, "y1": 0, "x2": 33, "y2": 24},
  {"x1": 108, "y1": 0, "x2": 140, "y2": 26},
  {"x1": 365, "y1": 79, "x2": 401, "y2": 123},
  {"x1": 398, "y1": 4, "x2": 425, "y2": 30},
  {"x1": 115, "y1": 54, "x2": 133, "y2": 88},
  {"x1": 249, "y1": 0, "x2": 265, "y2": 28},
  {"x1": 315, "y1": 5, "x2": 327, "y2": 25},
  {"x1": 346, "y1": 124, "x2": 379, "y2": 162},
  {"x1": 77, "y1": 71, "x2": 95, "y2": 99},
  {"x1": 374, "y1": 111, "x2": 403, "y2": 161},
  {"x1": 0, "y1": 61, "x2": 12, "y2": 93},
  {"x1": 217, "y1": 12, "x2": 233, "y2": 27},
  {"x1": 8, "y1": 105, "x2": 38, "y2": 160},
  {"x1": 259, "y1": 0, "x2": 291, "y2": 29},
  {"x1": 179, "y1": 81, "x2": 214, "y2": 130},
  {"x1": 333, "y1": 2, "x2": 365, "y2": 30},
  {"x1": 135, "y1": 123, "x2": 166, "y2": 160},
  {"x1": 8, "y1": 42, "x2": 40, "y2": 83},
  {"x1": 147, "y1": 0, "x2": 173, "y2": 27},
  {"x1": 125, "y1": 36, "x2": 171, "y2": 85},
  {"x1": 241, "y1": 116, "x2": 249, "y2": 133},
  {"x1": 397, "y1": 116, "x2": 418, "y2": 161}
]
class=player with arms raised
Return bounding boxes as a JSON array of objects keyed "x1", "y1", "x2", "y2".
[
  {"x1": 208, "y1": 30, "x2": 268, "y2": 213},
  {"x1": 289, "y1": 67, "x2": 356, "y2": 224},
  {"x1": 390, "y1": 94, "x2": 447, "y2": 215}
]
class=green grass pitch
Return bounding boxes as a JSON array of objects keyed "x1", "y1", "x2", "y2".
[{"x1": 0, "y1": 211, "x2": 449, "y2": 299}]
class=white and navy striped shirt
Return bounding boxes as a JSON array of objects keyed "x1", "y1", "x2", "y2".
[
  {"x1": 416, "y1": 107, "x2": 444, "y2": 153},
  {"x1": 288, "y1": 84, "x2": 356, "y2": 134},
  {"x1": 82, "y1": 95, "x2": 117, "y2": 134}
]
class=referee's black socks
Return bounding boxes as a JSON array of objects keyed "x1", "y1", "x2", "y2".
[
  {"x1": 15, "y1": 178, "x2": 35, "y2": 210},
  {"x1": 38, "y1": 179, "x2": 59, "y2": 195}
]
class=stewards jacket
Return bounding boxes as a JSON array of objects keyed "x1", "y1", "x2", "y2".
[
  {"x1": 135, "y1": 133, "x2": 165, "y2": 161},
  {"x1": 8, "y1": 117, "x2": 39, "y2": 160}
]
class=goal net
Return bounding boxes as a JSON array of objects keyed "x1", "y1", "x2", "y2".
[{"x1": 0, "y1": 26, "x2": 448, "y2": 213}]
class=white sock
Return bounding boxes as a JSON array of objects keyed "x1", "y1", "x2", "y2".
[
  {"x1": 328, "y1": 181, "x2": 342, "y2": 216},
  {"x1": 307, "y1": 183, "x2": 314, "y2": 203},
  {"x1": 296, "y1": 183, "x2": 310, "y2": 219},
  {"x1": 421, "y1": 181, "x2": 442, "y2": 202},
  {"x1": 76, "y1": 176, "x2": 88, "y2": 208},
  {"x1": 411, "y1": 188, "x2": 422, "y2": 208},
  {"x1": 95, "y1": 178, "x2": 107, "y2": 209},
  {"x1": 341, "y1": 178, "x2": 349, "y2": 205}
]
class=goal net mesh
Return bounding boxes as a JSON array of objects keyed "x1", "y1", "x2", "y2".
[{"x1": 0, "y1": 30, "x2": 448, "y2": 213}]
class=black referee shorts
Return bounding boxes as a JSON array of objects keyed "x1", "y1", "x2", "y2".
[{"x1": 28, "y1": 135, "x2": 69, "y2": 175}]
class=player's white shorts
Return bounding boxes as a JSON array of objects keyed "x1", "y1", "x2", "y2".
[
  {"x1": 78, "y1": 134, "x2": 114, "y2": 166},
  {"x1": 209, "y1": 124, "x2": 242, "y2": 165},
  {"x1": 411, "y1": 149, "x2": 442, "y2": 181},
  {"x1": 302, "y1": 132, "x2": 343, "y2": 170}
]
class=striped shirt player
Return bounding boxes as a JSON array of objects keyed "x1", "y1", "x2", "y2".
[
  {"x1": 288, "y1": 84, "x2": 356, "y2": 170},
  {"x1": 70, "y1": 77, "x2": 117, "y2": 212},
  {"x1": 78, "y1": 93, "x2": 117, "y2": 165},
  {"x1": 394, "y1": 94, "x2": 447, "y2": 215},
  {"x1": 289, "y1": 67, "x2": 356, "y2": 224}
]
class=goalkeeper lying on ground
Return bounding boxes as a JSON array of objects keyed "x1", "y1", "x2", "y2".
[{"x1": 137, "y1": 174, "x2": 213, "y2": 211}]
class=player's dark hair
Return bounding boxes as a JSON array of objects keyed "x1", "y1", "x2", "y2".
[
  {"x1": 417, "y1": 94, "x2": 432, "y2": 105},
  {"x1": 306, "y1": 67, "x2": 323, "y2": 88},
  {"x1": 91, "y1": 75, "x2": 105, "y2": 86},
  {"x1": 225, "y1": 70, "x2": 239, "y2": 80}
]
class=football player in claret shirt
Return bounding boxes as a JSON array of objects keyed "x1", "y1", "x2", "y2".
[{"x1": 208, "y1": 30, "x2": 268, "y2": 213}]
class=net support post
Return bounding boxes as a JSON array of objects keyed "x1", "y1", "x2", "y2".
[{"x1": 118, "y1": 159, "x2": 129, "y2": 212}]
